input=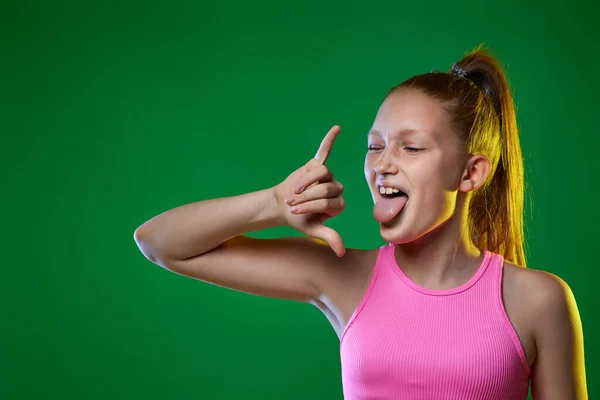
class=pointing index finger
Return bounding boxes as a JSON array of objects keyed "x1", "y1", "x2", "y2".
[{"x1": 314, "y1": 125, "x2": 341, "y2": 164}]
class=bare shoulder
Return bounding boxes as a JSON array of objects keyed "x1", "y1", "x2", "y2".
[
  {"x1": 506, "y1": 262, "x2": 587, "y2": 398},
  {"x1": 312, "y1": 246, "x2": 380, "y2": 338},
  {"x1": 504, "y1": 260, "x2": 574, "y2": 309},
  {"x1": 315, "y1": 246, "x2": 379, "y2": 305},
  {"x1": 519, "y1": 265, "x2": 582, "y2": 336},
  {"x1": 503, "y1": 260, "x2": 582, "y2": 347}
]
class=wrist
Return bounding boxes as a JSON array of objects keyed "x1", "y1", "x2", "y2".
[{"x1": 253, "y1": 187, "x2": 286, "y2": 228}]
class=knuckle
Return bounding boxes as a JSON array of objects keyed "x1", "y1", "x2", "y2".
[
  {"x1": 320, "y1": 164, "x2": 332, "y2": 177},
  {"x1": 324, "y1": 184, "x2": 336, "y2": 197}
]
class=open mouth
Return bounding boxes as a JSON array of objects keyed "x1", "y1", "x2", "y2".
[
  {"x1": 373, "y1": 185, "x2": 410, "y2": 223},
  {"x1": 378, "y1": 186, "x2": 408, "y2": 199}
]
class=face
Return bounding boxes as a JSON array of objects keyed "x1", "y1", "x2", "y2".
[{"x1": 365, "y1": 89, "x2": 482, "y2": 244}]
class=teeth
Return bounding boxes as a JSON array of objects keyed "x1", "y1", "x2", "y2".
[{"x1": 379, "y1": 186, "x2": 402, "y2": 195}]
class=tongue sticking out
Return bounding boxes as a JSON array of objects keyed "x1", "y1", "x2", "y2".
[{"x1": 373, "y1": 196, "x2": 409, "y2": 223}]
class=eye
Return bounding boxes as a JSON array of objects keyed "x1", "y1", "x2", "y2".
[
  {"x1": 405, "y1": 147, "x2": 424, "y2": 153},
  {"x1": 367, "y1": 145, "x2": 383, "y2": 151}
]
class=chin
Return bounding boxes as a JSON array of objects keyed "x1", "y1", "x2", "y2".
[{"x1": 379, "y1": 224, "x2": 416, "y2": 245}]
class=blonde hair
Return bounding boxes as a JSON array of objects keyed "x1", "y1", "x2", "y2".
[{"x1": 388, "y1": 45, "x2": 529, "y2": 267}]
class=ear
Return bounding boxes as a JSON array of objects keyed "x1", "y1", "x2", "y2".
[{"x1": 458, "y1": 154, "x2": 491, "y2": 193}]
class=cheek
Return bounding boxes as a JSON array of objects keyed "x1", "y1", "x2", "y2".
[
  {"x1": 420, "y1": 187, "x2": 457, "y2": 222},
  {"x1": 419, "y1": 155, "x2": 459, "y2": 189},
  {"x1": 408, "y1": 161, "x2": 438, "y2": 186},
  {"x1": 417, "y1": 162, "x2": 460, "y2": 214},
  {"x1": 438, "y1": 152, "x2": 465, "y2": 186},
  {"x1": 409, "y1": 160, "x2": 455, "y2": 205}
]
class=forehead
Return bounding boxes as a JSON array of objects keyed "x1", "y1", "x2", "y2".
[{"x1": 370, "y1": 89, "x2": 452, "y2": 141}]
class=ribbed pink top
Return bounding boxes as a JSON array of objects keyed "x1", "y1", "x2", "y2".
[{"x1": 340, "y1": 244, "x2": 531, "y2": 399}]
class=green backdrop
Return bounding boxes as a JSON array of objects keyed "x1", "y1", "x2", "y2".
[{"x1": 2, "y1": 0, "x2": 597, "y2": 399}]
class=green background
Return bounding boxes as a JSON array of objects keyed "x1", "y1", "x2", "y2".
[{"x1": 2, "y1": 0, "x2": 597, "y2": 399}]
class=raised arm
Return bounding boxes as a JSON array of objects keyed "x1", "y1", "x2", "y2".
[{"x1": 133, "y1": 125, "x2": 347, "y2": 303}]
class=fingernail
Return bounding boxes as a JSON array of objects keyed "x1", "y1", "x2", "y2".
[
  {"x1": 294, "y1": 184, "x2": 303, "y2": 193},
  {"x1": 290, "y1": 206, "x2": 299, "y2": 213},
  {"x1": 285, "y1": 195, "x2": 296, "y2": 205}
]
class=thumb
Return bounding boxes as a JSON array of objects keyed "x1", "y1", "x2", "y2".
[{"x1": 310, "y1": 225, "x2": 346, "y2": 257}]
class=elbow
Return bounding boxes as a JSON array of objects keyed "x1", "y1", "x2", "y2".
[
  {"x1": 133, "y1": 226, "x2": 147, "y2": 244},
  {"x1": 134, "y1": 228, "x2": 178, "y2": 270},
  {"x1": 134, "y1": 228, "x2": 158, "y2": 264}
]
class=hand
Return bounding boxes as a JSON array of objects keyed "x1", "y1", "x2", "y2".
[{"x1": 273, "y1": 125, "x2": 346, "y2": 257}]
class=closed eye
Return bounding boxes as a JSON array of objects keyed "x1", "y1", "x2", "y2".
[{"x1": 367, "y1": 146, "x2": 424, "y2": 152}]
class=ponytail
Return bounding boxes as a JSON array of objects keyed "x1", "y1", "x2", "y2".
[
  {"x1": 458, "y1": 47, "x2": 527, "y2": 267},
  {"x1": 393, "y1": 45, "x2": 528, "y2": 267}
]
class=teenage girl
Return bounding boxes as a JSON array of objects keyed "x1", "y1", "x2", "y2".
[{"x1": 134, "y1": 48, "x2": 587, "y2": 399}]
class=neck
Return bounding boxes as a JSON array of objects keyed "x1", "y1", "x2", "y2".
[{"x1": 394, "y1": 195, "x2": 482, "y2": 288}]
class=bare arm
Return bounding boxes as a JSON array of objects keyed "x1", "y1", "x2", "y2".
[
  {"x1": 133, "y1": 188, "x2": 282, "y2": 264},
  {"x1": 530, "y1": 272, "x2": 587, "y2": 399},
  {"x1": 133, "y1": 126, "x2": 347, "y2": 303}
]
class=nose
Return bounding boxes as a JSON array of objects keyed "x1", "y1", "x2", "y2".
[{"x1": 373, "y1": 149, "x2": 399, "y2": 175}]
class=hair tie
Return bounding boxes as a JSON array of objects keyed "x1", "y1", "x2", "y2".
[
  {"x1": 430, "y1": 65, "x2": 468, "y2": 79},
  {"x1": 450, "y1": 63, "x2": 468, "y2": 79},
  {"x1": 431, "y1": 64, "x2": 493, "y2": 99}
]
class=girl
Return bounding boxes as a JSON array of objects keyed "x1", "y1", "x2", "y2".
[{"x1": 134, "y1": 47, "x2": 587, "y2": 399}]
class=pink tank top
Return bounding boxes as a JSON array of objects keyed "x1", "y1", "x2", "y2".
[{"x1": 340, "y1": 244, "x2": 531, "y2": 399}]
